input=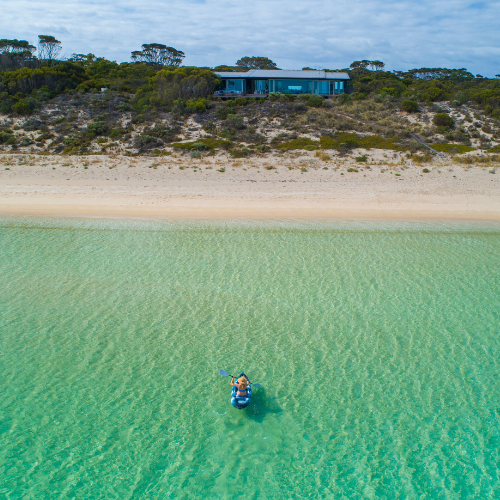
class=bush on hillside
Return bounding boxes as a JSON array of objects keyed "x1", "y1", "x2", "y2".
[
  {"x1": 135, "y1": 134, "x2": 163, "y2": 151},
  {"x1": 0, "y1": 131, "x2": 16, "y2": 145},
  {"x1": 215, "y1": 106, "x2": 231, "y2": 120},
  {"x1": 87, "y1": 121, "x2": 110, "y2": 136},
  {"x1": 401, "y1": 100, "x2": 419, "y2": 113},
  {"x1": 433, "y1": 113, "x2": 454, "y2": 128},
  {"x1": 306, "y1": 95, "x2": 324, "y2": 108},
  {"x1": 422, "y1": 87, "x2": 446, "y2": 102},
  {"x1": 221, "y1": 114, "x2": 246, "y2": 134}
]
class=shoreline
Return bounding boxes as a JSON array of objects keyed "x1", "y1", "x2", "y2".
[
  {"x1": 1, "y1": 154, "x2": 500, "y2": 222},
  {"x1": 1, "y1": 203, "x2": 500, "y2": 222}
]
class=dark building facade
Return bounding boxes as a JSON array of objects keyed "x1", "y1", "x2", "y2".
[{"x1": 214, "y1": 70, "x2": 350, "y2": 96}]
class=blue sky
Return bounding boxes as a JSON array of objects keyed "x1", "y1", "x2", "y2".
[{"x1": 1, "y1": 0, "x2": 499, "y2": 76}]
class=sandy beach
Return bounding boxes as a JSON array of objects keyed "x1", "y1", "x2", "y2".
[{"x1": 1, "y1": 153, "x2": 499, "y2": 220}]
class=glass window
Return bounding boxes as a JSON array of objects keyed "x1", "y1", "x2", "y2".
[
  {"x1": 318, "y1": 81, "x2": 330, "y2": 94},
  {"x1": 273, "y1": 80, "x2": 313, "y2": 94},
  {"x1": 227, "y1": 79, "x2": 243, "y2": 92},
  {"x1": 254, "y1": 80, "x2": 268, "y2": 93}
]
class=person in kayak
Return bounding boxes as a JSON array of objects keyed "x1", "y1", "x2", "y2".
[{"x1": 230, "y1": 375, "x2": 249, "y2": 397}]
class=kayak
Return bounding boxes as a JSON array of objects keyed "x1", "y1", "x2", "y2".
[{"x1": 231, "y1": 372, "x2": 252, "y2": 409}]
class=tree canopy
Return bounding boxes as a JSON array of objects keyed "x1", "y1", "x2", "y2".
[
  {"x1": 0, "y1": 39, "x2": 36, "y2": 54},
  {"x1": 131, "y1": 44, "x2": 185, "y2": 68},
  {"x1": 235, "y1": 56, "x2": 279, "y2": 70},
  {"x1": 350, "y1": 60, "x2": 385, "y2": 72},
  {"x1": 38, "y1": 35, "x2": 62, "y2": 67}
]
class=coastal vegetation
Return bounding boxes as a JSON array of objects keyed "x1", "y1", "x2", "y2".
[{"x1": 1, "y1": 37, "x2": 500, "y2": 163}]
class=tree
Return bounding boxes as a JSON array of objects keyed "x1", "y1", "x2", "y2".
[
  {"x1": 235, "y1": 56, "x2": 279, "y2": 70},
  {"x1": 495, "y1": 74, "x2": 500, "y2": 78},
  {"x1": 131, "y1": 44, "x2": 185, "y2": 68},
  {"x1": 38, "y1": 35, "x2": 62, "y2": 66},
  {"x1": 0, "y1": 39, "x2": 36, "y2": 54},
  {"x1": 370, "y1": 60, "x2": 385, "y2": 71},
  {"x1": 349, "y1": 60, "x2": 370, "y2": 73},
  {"x1": 0, "y1": 39, "x2": 36, "y2": 69},
  {"x1": 213, "y1": 65, "x2": 241, "y2": 72},
  {"x1": 152, "y1": 67, "x2": 219, "y2": 106},
  {"x1": 69, "y1": 53, "x2": 96, "y2": 65}
]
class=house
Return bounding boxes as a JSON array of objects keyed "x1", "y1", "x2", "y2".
[{"x1": 214, "y1": 70, "x2": 350, "y2": 97}]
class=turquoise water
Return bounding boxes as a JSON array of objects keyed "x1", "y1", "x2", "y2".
[{"x1": 1, "y1": 218, "x2": 500, "y2": 499}]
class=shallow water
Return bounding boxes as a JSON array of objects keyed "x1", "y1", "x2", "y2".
[{"x1": 1, "y1": 218, "x2": 500, "y2": 499}]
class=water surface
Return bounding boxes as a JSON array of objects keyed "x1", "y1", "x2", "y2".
[{"x1": 1, "y1": 218, "x2": 500, "y2": 499}]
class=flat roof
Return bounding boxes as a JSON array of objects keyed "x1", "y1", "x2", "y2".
[{"x1": 214, "y1": 70, "x2": 350, "y2": 80}]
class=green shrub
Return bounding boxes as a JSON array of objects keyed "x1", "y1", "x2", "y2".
[
  {"x1": 64, "y1": 136, "x2": 83, "y2": 147},
  {"x1": 306, "y1": 95, "x2": 324, "y2": 108},
  {"x1": 338, "y1": 94, "x2": 352, "y2": 104},
  {"x1": 22, "y1": 118, "x2": 46, "y2": 131},
  {"x1": 202, "y1": 121, "x2": 217, "y2": 134},
  {"x1": 431, "y1": 144, "x2": 476, "y2": 154},
  {"x1": 422, "y1": 87, "x2": 445, "y2": 102},
  {"x1": 19, "y1": 137, "x2": 34, "y2": 147},
  {"x1": 433, "y1": 113, "x2": 454, "y2": 128},
  {"x1": 0, "y1": 99, "x2": 13, "y2": 114},
  {"x1": 379, "y1": 87, "x2": 400, "y2": 97},
  {"x1": 215, "y1": 106, "x2": 231, "y2": 120},
  {"x1": 0, "y1": 131, "x2": 16, "y2": 145},
  {"x1": 453, "y1": 94, "x2": 468, "y2": 106},
  {"x1": 355, "y1": 154, "x2": 368, "y2": 162},
  {"x1": 235, "y1": 97, "x2": 249, "y2": 106},
  {"x1": 109, "y1": 128, "x2": 127, "y2": 139},
  {"x1": 143, "y1": 123, "x2": 181, "y2": 143},
  {"x1": 172, "y1": 138, "x2": 231, "y2": 150},
  {"x1": 222, "y1": 114, "x2": 246, "y2": 134},
  {"x1": 185, "y1": 97, "x2": 209, "y2": 114},
  {"x1": 230, "y1": 147, "x2": 251, "y2": 158},
  {"x1": 190, "y1": 141, "x2": 210, "y2": 151},
  {"x1": 294, "y1": 102, "x2": 307, "y2": 113},
  {"x1": 87, "y1": 121, "x2": 110, "y2": 136},
  {"x1": 190, "y1": 150, "x2": 202, "y2": 158},
  {"x1": 135, "y1": 134, "x2": 163, "y2": 151},
  {"x1": 320, "y1": 133, "x2": 404, "y2": 152},
  {"x1": 422, "y1": 168, "x2": 430, "y2": 173},
  {"x1": 401, "y1": 100, "x2": 419, "y2": 113},
  {"x1": 277, "y1": 138, "x2": 319, "y2": 151},
  {"x1": 12, "y1": 99, "x2": 32, "y2": 115}
]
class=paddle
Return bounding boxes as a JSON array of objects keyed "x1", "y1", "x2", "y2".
[{"x1": 219, "y1": 369, "x2": 262, "y2": 388}]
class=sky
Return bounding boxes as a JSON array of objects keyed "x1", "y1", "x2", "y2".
[{"x1": 1, "y1": 0, "x2": 500, "y2": 76}]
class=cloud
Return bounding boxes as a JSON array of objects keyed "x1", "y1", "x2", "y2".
[{"x1": 1, "y1": 0, "x2": 499, "y2": 75}]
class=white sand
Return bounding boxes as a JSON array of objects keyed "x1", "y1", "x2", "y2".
[{"x1": 1, "y1": 153, "x2": 499, "y2": 220}]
